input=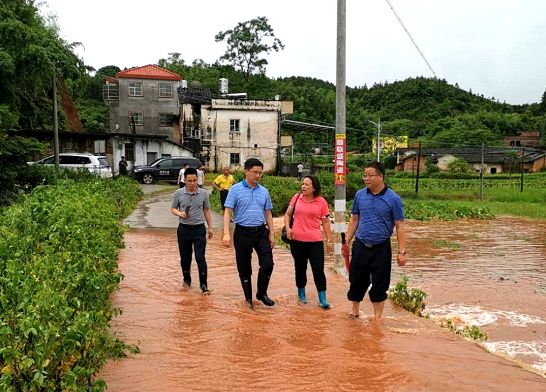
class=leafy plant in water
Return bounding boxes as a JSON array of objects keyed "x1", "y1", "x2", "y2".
[
  {"x1": 388, "y1": 275, "x2": 427, "y2": 317},
  {"x1": 439, "y1": 319, "x2": 488, "y2": 342}
]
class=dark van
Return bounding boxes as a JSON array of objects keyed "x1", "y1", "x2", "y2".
[{"x1": 131, "y1": 157, "x2": 202, "y2": 184}]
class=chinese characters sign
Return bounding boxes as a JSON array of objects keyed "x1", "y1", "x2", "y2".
[{"x1": 334, "y1": 134, "x2": 346, "y2": 185}]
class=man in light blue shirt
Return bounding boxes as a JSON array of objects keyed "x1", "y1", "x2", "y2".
[{"x1": 223, "y1": 158, "x2": 275, "y2": 309}]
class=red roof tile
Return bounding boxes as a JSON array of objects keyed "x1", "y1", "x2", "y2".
[{"x1": 116, "y1": 64, "x2": 182, "y2": 81}]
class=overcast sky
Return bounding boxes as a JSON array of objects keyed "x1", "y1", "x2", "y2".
[{"x1": 41, "y1": 0, "x2": 546, "y2": 105}]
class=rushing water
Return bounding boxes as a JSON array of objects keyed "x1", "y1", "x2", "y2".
[
  {"x1": 99, "y1": 192, "x2": 545, "y2": 391},
  {"x1": 401, "y1": 217, "x2": 546, "y2": 376}
]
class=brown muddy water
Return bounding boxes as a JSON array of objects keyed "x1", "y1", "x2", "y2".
[{"x1": 100, "y1": 217, "x2": 546, "y2": 391}]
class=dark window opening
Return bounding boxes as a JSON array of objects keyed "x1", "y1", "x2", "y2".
[{"x1": 230, "y1": 153, "x2": 240, "y2": 165}]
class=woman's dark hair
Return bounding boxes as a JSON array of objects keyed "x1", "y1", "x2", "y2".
[{"x1": 304, "y1": 175, "x2": 321, "y2": 197}]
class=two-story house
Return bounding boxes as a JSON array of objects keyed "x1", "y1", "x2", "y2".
[{"x1": 103, "y1": 65, "x2": 193, "y2": 172}]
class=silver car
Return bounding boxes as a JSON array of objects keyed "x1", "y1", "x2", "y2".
[{"x1": 30, "y1": 153, "x2": 113, "y2": 178}]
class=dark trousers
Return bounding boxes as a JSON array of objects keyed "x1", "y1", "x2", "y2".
[
  {"x1": 219, "y1": 190, "x2": 229, "y2": 210},
  {"x1": 347, "y1": 239, "x2": 391, "y2": 303},
  {"x1": 233, "y1": 225, "x2": 274, "y2": 280},
  {"x1": 290, "y1": 240, "x2": 326, "y2": 291},
  {"x1": 177, "y1": 223, "x2": 207, "y2": 288}
]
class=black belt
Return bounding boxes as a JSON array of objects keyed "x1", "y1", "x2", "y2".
[
  {"x1": 356, "y1": 238, "x2": 389, "y2": 249},
  {"x1": 179, "y1": 223, "x2": 205, "y2": 229},
  {"x1": 236, "y1": 224, "x2": 266, "y2": 232}
]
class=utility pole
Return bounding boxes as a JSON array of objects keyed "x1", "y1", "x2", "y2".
[
  {"x1": 415, "y1": 141, "x2": 421, "y2": 195},
  {"x1": 334, "y1": 0, "x2": 347, "y2": 275},
  {"x1": 376, "y1": 117, "x2": 381, "y2": 161},
  {"x1": 52, "y1": 72, "x2": 59, "y2": 170},
  {"x1": 520, "y1": 147, "x2": 525, "y2": 192},
  {"x1": 480, "y1": 143, "x2": 485, "y2": 201}
]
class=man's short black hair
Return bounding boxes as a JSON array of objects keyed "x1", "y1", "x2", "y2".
[
  {"x1": 365, "y1": 161, "x2": 385, "y2": 176},
  {"x1": 244, "y1": 158, "x2": 263, "y2": 171},
  {"x1": 184, "y1": 167, "x2": 197, "y2": 178}
]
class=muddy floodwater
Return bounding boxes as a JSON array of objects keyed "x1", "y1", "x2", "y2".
[{"x1": 100, "y1": 211, "x2": 545, "y2": 391}]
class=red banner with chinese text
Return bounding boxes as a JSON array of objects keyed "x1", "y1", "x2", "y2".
[{"x1": 334, "y1": 134, "x2": 346, "y2": 185}]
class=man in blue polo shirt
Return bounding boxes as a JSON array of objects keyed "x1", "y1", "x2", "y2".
[
  {"x1": 222, "y1": 158, "x2": 275, "y2": 309},
  {"x1": 345, "y1": 161, "x2": 407, "y2": 320}
]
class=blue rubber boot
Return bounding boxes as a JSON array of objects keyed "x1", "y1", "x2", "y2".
[
  {"x1": 318, "y1": 291, "x2": 330, "y2": 309},
  {"x1": 298, "y1": 287, "x2": 307, "y2": 304}
]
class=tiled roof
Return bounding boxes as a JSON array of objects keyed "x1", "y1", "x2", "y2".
[
  {"x1": 397, "y1": 147, "x2": 546, "y2": 164},
  {"x1": 116, "y1": 65, "x2": 182, "y2": 81}
]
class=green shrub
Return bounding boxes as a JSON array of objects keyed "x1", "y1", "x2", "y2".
[
  {"x1": 388, "y1": 275, "x2": 427, "y2": 317},
  {"x1": 0, "y1": 178, "x2": 141, "y2": 390}
]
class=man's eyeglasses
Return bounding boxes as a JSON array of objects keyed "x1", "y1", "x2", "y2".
[
  {"x1": 362, "y1": 173, "x2": 379, "y2": 179},
  {"x1": 248, "y1": 170, "x2": 263, "y2": 175}
]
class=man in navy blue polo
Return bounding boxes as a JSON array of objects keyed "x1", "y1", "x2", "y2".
[
  {"x1": 222, "y1": 158, "x2": 275, "y2": 309},
  {"x1": 345, "y1": 161, "x2": 407, "y2": 320}
]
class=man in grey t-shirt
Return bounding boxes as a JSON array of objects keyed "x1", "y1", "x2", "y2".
[{"x1": 171, "y1": 167, "x2": 214, "y2": 294}]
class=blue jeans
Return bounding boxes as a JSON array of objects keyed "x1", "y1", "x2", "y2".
[{"x1": 176, "y1": 223, "x2": 207, "y2": 288}]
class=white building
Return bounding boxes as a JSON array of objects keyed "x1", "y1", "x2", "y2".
[{"x1": 179, "y1": 86, "x2": 293, "y2": 172}]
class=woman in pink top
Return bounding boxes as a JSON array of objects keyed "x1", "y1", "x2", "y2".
[{"x1": 284, "y1": 176, "x2": 332, "y2": 308}]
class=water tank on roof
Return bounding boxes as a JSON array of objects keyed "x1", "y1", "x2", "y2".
[{"x1": 219, "y1": 78, "x2": 229, "y2": 96}]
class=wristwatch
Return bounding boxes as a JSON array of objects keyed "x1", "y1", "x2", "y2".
[{"x1": 398, "y1": 251, "x2": 407, "y2": 256}]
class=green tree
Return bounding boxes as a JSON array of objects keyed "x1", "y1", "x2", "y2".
[
  {"x1": 447, "y1": 157, "x2": 469, "y2": 173},
  {"x1": 0, "y1": 0, "x2": 85, "y2": 130},
  {"x1": 215, "y1": 16, "x2": 284, "y2": 86}
]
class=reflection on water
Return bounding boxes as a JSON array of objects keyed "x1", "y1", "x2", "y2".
[{"x1": 100, "y1": 216, "x2": 546, "y2": 390}]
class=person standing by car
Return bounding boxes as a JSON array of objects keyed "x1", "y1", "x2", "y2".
[
  {"x1": 284, "y1": 176, "x2": 332, "y2": 309},
  {"x1": 171, "y1": 167, "x2": 214, "y2": 295},
  {"x1": 197, "y1": 165, "x2": 205, "y2": 188},
  {"x1": 178, "y1": 163, "x2": 189, "y2": 188},
  {"x1": 118, "y1": 156, "x2": 128, "y2": 176},
  {"x1": 345, "y1": 161, "x2": 407, "y2": 320},
  {"x1": 211, "y1": 167, "x2": 236, "y2": 214},
  {"x1": 222, "y1": 158, "x2": 275, "y2": 309},
  {"x1": 297, "y1": 162, "x2": 304, "y2": 181}
]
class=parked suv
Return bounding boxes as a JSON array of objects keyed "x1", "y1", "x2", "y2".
[
  {"x1": 131, "y1": 157, "x2": 202, "y2": 184},
  {"x1": 30, "y1": 153, "x2": 113, "y2": 178}
]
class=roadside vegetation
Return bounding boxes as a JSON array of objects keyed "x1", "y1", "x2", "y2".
[
  {"x1": 389, "y1": 276, "x2": 488, "y2": 342},
  {"x1": 0, "y1": 174, "x2": 141, "y2": 390},
  {"x1": 207, "y1": 167, "x2": 546, "y2": 220}
]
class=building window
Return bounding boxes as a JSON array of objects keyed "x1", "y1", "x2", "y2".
[
  {"x1": 128, "y1": 82, "x2": 143, "y2": 97},
  {"x1": 129, "y1": 112, "x2": 143, "y2": 126},
  {"x1": 230, "y1": 153, "x2": 240, "y2": 165},
  {"x1": 230, "y1": 119, "x2": 240, "y2": 133},
  {"x1": 158, "y1": 82, "x2": 173, "y2": 97},
  {"x1": 159, "y1": 112, "x2": 174, "y2": 126},
  {"x1": 125, "y1": 143, "x2": 134, "y2": 161}
]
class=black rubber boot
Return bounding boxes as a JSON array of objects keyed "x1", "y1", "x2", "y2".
[
  {"x1": 240, "y1": 277, "x2": 254, "y2": 309},
  {"x1": 182, "y1": 270, "x2": 191, "y2": 288},
  {"x1": 256, "y1": 271, "x2": 275, "y2": 307}
]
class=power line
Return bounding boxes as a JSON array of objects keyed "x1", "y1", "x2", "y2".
[{"x1": 384, "y1": 0, "x2": 438, "y2": 78}]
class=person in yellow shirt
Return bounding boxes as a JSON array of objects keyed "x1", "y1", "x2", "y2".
[{"x1": 211, "y1": 167, "x2": 236, "y2": 213}]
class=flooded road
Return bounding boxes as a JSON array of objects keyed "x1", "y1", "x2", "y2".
[
  {"x1": 100, "y1": 190, "x2": 545, "y2": 391},
  {"x1": 399, "y1": 217, "x2": 546, "y2": 376}
]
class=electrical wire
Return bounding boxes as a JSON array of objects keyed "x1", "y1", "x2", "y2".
[{"x1": 384, "y1": 0, "x2": 437, "y2": 78}]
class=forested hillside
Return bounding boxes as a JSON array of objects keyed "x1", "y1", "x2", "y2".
[
  {"x1": 158, "y1": 53, "x2": 546, "y2": 154},
  {"x1": 1, "y1": 0, "x2": 545, "y2": 155}
]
